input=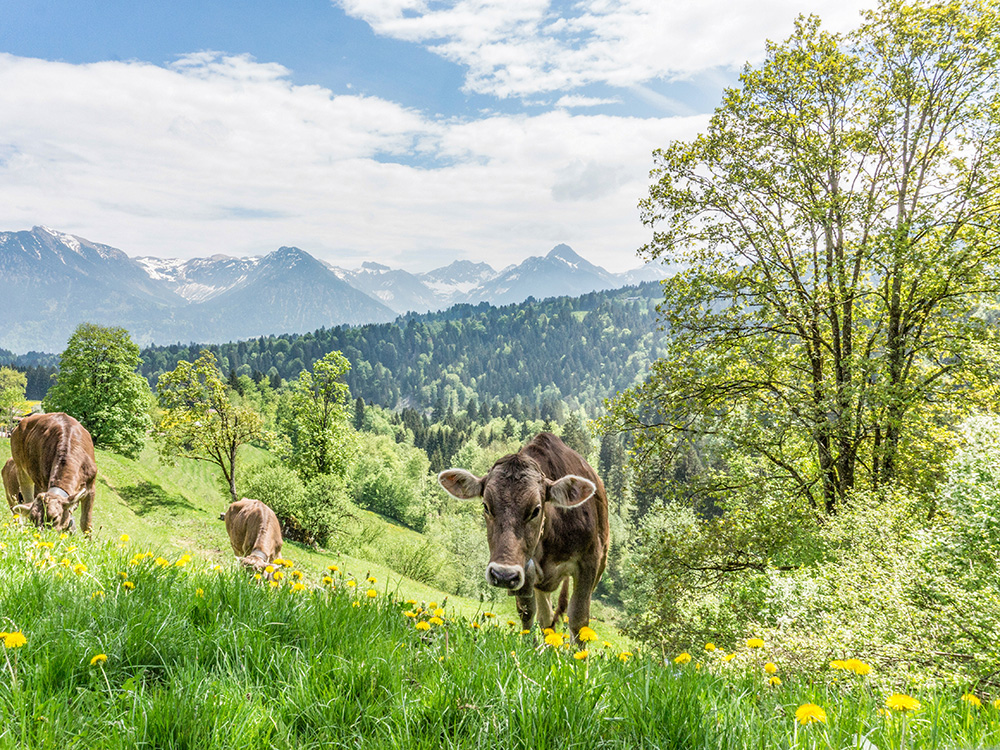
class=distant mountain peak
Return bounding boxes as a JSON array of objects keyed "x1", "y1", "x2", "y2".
[
  {"x1": 361, "y1": 261, "x2": 391, "y2": 273},
  {"x1": 546, "y1": 243, "x2": 580, "y2": 261}
]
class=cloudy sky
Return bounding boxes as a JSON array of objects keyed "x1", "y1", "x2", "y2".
[{"x1": 0, "y1": 0, "x2": 875, "y2": 272}]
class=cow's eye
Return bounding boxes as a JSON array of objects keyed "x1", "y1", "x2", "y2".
[
  {"x1": 482, "y1": 503, "x2": 492, "y2": 516},
  {"x1": 527, "y1": 505, "x2": 541, "y2": 521}
]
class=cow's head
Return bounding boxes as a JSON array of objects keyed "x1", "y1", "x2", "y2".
[
  {"x1": 13, "y1": 488, "x2": 86, "y2": 531},
  {"x1": 438, "y1": 454, "x2": 595, "y2": 592}
]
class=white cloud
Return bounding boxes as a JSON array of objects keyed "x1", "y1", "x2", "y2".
[
  {"x1": 336, "y1": 0, "x2": 878, "y2": 98},
  {"x1": 0, "y1": 52, "x2": 706, "y2": 271},
  {"x1": 555, "y1": 94, "x2": 622, "y2": 108}
]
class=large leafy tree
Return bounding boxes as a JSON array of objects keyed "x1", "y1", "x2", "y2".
[
  {"x1": 0, "y1": 367, "x2": 27, "y2": 433},
  {"x1": 607, "y1": 0, "x2": 1000, "y2": 517},
  {"x1": 155, "y1": 350, "x2": 265, "y2": 504},
  {"x1": 43, "y1": 323, "x2": 153, "y2": 459},
  {"x1": 279, "y1": 351, "x2": 353, "y2": 480}
]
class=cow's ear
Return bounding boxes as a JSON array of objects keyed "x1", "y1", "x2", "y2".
[
  {"x1": 438, "y1": 469, "x2": 484, "y2": 500},
  {"x1": 546, "y1": 475, "x2": 596, "y2": 509}
]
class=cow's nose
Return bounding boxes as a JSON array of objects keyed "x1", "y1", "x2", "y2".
[{"x1": 486, "y1": 563, "x2": 525, "y2": 590}]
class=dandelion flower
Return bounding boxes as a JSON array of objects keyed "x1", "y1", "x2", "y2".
[
  {"x1": 521, "y1": 630, "x2": 531, "y2": 636},
  {"x1": 545, "y1": 633, "x2": 564, "y2": 648},
  {"x1": 91, "y1": 591, "x2": 105, "y2": 599},
  {"x1": 367, "y1": 576, "x2": 377, "y2": 584},
  {"x1": 619, "y1": 651, "x2": 632, "y2": 662},
  {"x1": 122, "y1": 581, "x2": 135, "y2": 590},
  {"x1": 322, "y1": 576, "x2": 333, "y2": 585},
  {"x1": 415, "y1": 621, "x2": 431, "y2": 631},
  {"x1": 433, "y1": 607, "x2": 444, "y2": 617},
  {"x1": 746, "y1": 638, "x2": 764, "y2": 649},
  {"x1": 578, "y1": 626, "x2": 597, "y2": 642},
  {"x1": 886, "y1": 694, "x2": 921, "y2": 712},
  {"x1": 265, "y1": 565, "x2": 275, "y2": 574},
  {"x1": 3, "y1": 631, "x2": 26, "y2": 649},
  {"x1": 764, "y1": 662, "x2": 778, "y2": 674},
  {"x1": 195, "y1": 588, "x2": 204, "y2": 598},
  {"x1": 292, "y1": 582, "x2": 305, "y2": 592},
  {"x1": 674, "y1": 652, "x2": 692, "y2": 665},
  {"x1": 292, "y1": 570, "x2": 303, "y2": 580},
  {"x1": 829, "y1": 659, "x2": 847, "y2": 670},
  {"x1": 366, "y1": 589, "x2": 378, "y2": 599},
  {"x1": 428, "y1": 616, "x2": 444, "y2": 626},
  {"x1": 272, "y1": 571, "x2": 284, "y2": 582},
  {"x1": 90, "y1": 653, "x2": 107, "y2": 666},
  {"x1": 405, "y1": 599, "x2": 417, "y2": 605},
  {"x1": 328, "y1": 565, "x2": 339, "y2": 573},
  {"x1": 351, "y1": 601, "x2": 360, "y2": 607},
  {"x1": 961, "y1": 693, "x2": 982, "y2": 708},
  {"x1": 724, "y1": 653, "x2": 737, "y2": 662},
  {"x1": 428, "y1": 601, "x2": 438, "y2": 609},
  {"x1": 346, "y1": 580, "x2": 357, "y2": 588},
  {"x1": 542, "y1": 627, "x2": 554, "y2": 636},
  {"x1": 470, "y1": 622, "x2": 480, "y2": 630},
  {"x1": 484, "y1": 611, "x2": 495, "y2": 618},
  {"x1": 795, "y1": 704, "x2": 827, "y2": 725},
  {"x1": 704, "y1": 642, "x2": 716, "y2": 652},
  {"x1": 768, "y1": 676, "x2": 782, "y2": 687},
  {"x1": 403, "y1": 611, "x2": 417, "y2": 618},
  {"x1": 119, "y1": 534, "x2": 130, "y2": 543},
  {"x1": 602, "y1": 640, "x2": 614, "y2": 649},
  {"x1": 154, "y1": 557, "x2": 169, "y2": 567},
  {"x1": 843, "y1": 658, "x2": 871, "y2": 676},
  {"x1": 574, "y1": 650, "x2": 588, "y2": 660},
  {"x1": 213, "y1": 565, "x2": 223, "y2": 572},
  {"x1": 991, "y1": 698, "x2": 1000, "y2": 710},
  {"x1": 269, "y1": 581, "x2": 280, "y2": 589}
]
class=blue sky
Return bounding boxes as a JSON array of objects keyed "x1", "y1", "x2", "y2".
[{"x1": 0, "y1": 0, "x2": 875, "y2": 271}]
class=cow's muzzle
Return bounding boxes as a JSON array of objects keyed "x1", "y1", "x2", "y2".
[{"x1": 486, "y1": 562, "x2": 524, "y2": 590}]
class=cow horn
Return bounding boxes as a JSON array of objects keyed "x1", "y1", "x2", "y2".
[{"x1": 11, "y1": 503, "x2": 32, "y2": 519}]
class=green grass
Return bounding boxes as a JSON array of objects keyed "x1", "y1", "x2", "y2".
[{"x1": 1, "y1": 525, "x2": 999, "y2": 749}]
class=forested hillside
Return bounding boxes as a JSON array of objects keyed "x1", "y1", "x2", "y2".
[{"x1": 138, "y1": 282, "x2": 666, "y2": 416}]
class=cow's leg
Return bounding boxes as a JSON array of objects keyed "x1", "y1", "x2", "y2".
[
  {"x1": 15, "y1": 467, "x2": 34, "y2": 510},
  {"x1": 79, "y1": 482, "x2": 95, "y2": 533},
  {"x1": 534, "y1": 588, "x2": 556, "y2": 630},
  {"x1": 567, "y1": 568, "x2": 597, "y2": 639},
  {"x1": 515, "y1": 592, "x2": 536, "y2": 631}
]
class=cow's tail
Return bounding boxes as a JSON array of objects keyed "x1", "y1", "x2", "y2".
[{"x1": 552, "y1": 579, "x2": 570, "y2": 628}]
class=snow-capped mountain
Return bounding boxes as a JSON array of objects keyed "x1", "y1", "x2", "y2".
[{"x1": 0, "y1": 226, "x2": 671, "y2": 353}]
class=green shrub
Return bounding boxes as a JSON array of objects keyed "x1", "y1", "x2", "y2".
[{"x1": 348, "y1": 433, "x2": 432, "y2": 530}]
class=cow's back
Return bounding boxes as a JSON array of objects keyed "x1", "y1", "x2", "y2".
[
  {"x1": 11, "y1": 412, "x2": 96, "y2": 488},
  {"x1": 224, "y1": 498, "x2": 282, "y2": 561},
  {"x1": 523, "y1": 432, "x2": 610, "y2": 587}
]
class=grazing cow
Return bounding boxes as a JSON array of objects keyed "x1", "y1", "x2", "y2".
[
  {"x1": 439, "y1": 432, "x2": 610, "y2": 638},
  {"x1": 220, "y1": 498, "x2": 283, "y2": 571},
  {"x1": 10, "y1": 412, "x2": 97, "y2": 532},
  {"x1": 3, "y1": 458, "x2": 20, "y2": 510}
]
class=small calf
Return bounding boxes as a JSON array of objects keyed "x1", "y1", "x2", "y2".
[{"x1": 220, "y1": 498, "x2": 283, "y2": 571}]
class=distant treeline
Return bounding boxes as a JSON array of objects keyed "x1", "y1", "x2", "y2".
[
  {"x1": 139, "y1": 283, "x2": 668, "y2": 416},
  {"x1": 0, "y1": 349, "x2": 58, "y2": 401}
]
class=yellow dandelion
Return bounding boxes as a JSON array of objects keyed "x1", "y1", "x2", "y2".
[
  {"x1": 991, "y1": 698, "x2": 1000, "y2": 710},
  {"x1": 91, "y1": 591, "x2": 105, "y2": 599},
  {"x1": 961, "y1": 693, "x2": 982, "y2": 708},
  {"x1": 253, "y1": 573, "x2": 262, "y2": 581},
  {"x1": 674, "y1": 652, "x2": 692, "y2": 665},
  {"x1": 154, "y1": 557, "x2": 169, "y2": 567},
  {"x1": 484, "y1": 611, "x2": 495, "y2": 618},
  {"x1": 72, "y1": 563, "x2": 87, "y2": 575},
  {"x1": 351, "y1": 601, "x2": 360, "y2": 608},
  {"x1": 3, "y1": 631, "x2": 26, "y2": 649},
  {"x1": 264, "y1": 565, "x2": 275, "y2": 574},
  {"x1": 195, "y1": 588, "x2": 204, "y2": 598},
  {"x1": 66, "y1": 546, "x2": 77, "y2": 553},
  {"x1": 795, "y1": 704, "x2": 827, "y2": 726},
  {"x1": 367, "y1": 576, "x2": 377, "y2": 584},
  {"x1": 59, "y1": 533, "x2": 68, "y2": 540},
  {"x1": 292, "y1": 570, "x2": 303, "y2": 580},
  {"x1": 829, "y1": 659, "x2": 847, "y2": 670},
  {"x1": 403, "y1": 611, "x2": 417, "y2": 618},
  {"x1": 521, "y1": 629, "x2": 531, "y2": 635},
  {"x1": 346, "y1": 579, "x2": 357, "y2": 588},
  {"x1": 322, "y1": 576, "x2": 333, "y2": 585},
  {"x1": 433, "y1": 607, "x2": 444, "y2": 617},
  {"x1": 764, "y1": 662, "x2": 778, "y2": 674},
  {"x1": 428, "y1": 616, "x2": 444, "y2": 626},
  {"x1": 507, "y1": 620, "x2": 517, "y2": 627},
  {"x1": 724, "y1": 653, "x2": 737, "y2": 662},
  {"x1": 746, "y1": 638, "x2": 764, "y2": 649},
  {"x1": 470, "y1": 622, "x2": 481, "y2": 630},
  {"x1": 272, "y1": 571, "x2": 284, "y2": 582},
  {"x1": 886, "y1": 694, "x2": 921, "y2": 712},
  {"x1": 574, "y1": 650, "x2": 589, "y2": 660},
  {"x1": 602, "y1": 640, "x2": 614, "y2": 649},
  {"x1": 578, "y1": 626, "x2": 597, "y2": 642},
  {"x1": 542, "y1": 628, "x2": 555, "y2": 636},
  {"x1": 545, "y1": 633, "x2": 564, "y2": 648},
  {"x1": 119, "y1": 534, "x2": 130, "y2": 543},
  {"x1": 405, "y1": 599, "x2": 417, "y2": 605},
  {"x1": 428, "y1": 601, "x2": 438, "y2": 609},
  {"x1": 213, "y1": 565, "x2": 222, "y2": 572},
  {"x1": 269, "y1": 581, "x2": 279, "y2": 589},
  {"x1": 843, "y1": 658, "x2": 871, "y2": 676},
  {"x1": 704, "y1": 642, "x2": 716, "y2": 652},
  {"x1": 768, "y1": 676, "x2": 782, "y2": 687},
  {"x1": 281, "y1": 558, "x2": 294, "y2": 568},
  {"x1": 415, "y1": 621, "x2": 431, "y2": 631},
  {"x1": 328, "y1": 565, "x2": 340, "y2": 573},
  {"x1": 89, "y1": 653, "x2": 108, "y2": 666},
  {"x1": 292, "y1": 582, "x2": 305, "y2": 592},
  {"x1": 619, "y1": 651, "x2": 632, "y2": 662},
  {"x1": 366, "y1": 589, "x2": 378, "y2": 599},
  {"x1": 122, "y1": 581, "x2": 135, "y2": 590}
]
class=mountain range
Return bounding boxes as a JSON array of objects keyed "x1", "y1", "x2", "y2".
[{"x1": 0, "y1": 226, "x2": 667, "y2": 353}]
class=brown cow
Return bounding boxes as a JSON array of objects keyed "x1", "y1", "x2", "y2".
[
  {"x1": 439, "y1": 432, "x2": 610, "y2": 638},
  {"x1": 220, "y1": 498, "x2": 283, "y2": 571},
  {"x1": 10, "y1": 412, "x2": 96, "y2": 532},
  {"x1": 3, "y1": 458, "x2": 20, "y2": 510}
]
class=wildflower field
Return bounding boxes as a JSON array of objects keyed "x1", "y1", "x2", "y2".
[{"x1": 1, "y1": 524, "x2": 999, "y2": 749}]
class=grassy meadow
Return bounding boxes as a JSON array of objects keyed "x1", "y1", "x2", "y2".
[{"x1": 1, "y1": 440, "x2": 999, "y2": 748}]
